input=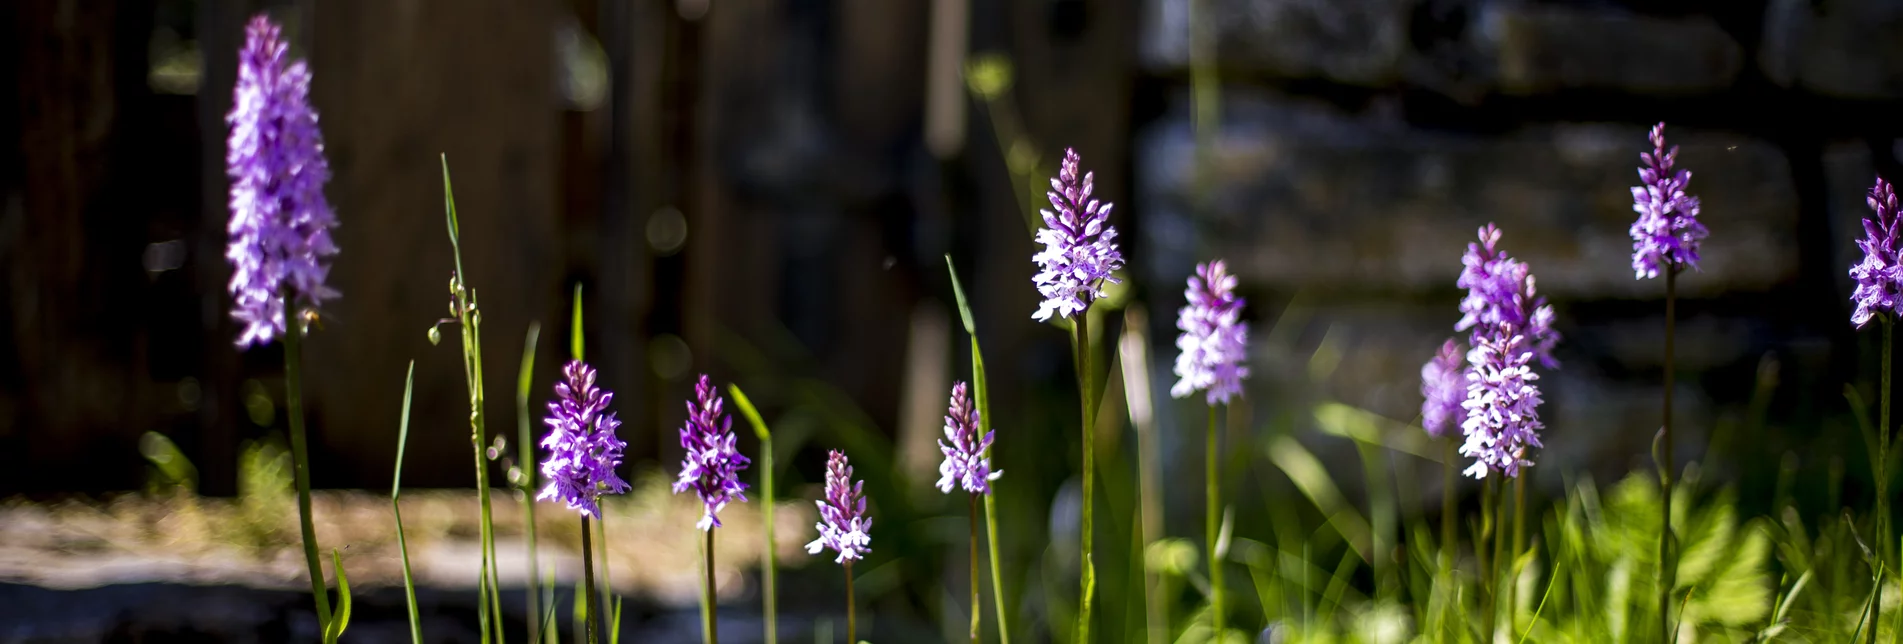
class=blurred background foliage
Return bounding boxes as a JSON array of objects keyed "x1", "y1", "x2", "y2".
[{"x1": 9, "y1": 0, "x2": 1903, "y2": 641}]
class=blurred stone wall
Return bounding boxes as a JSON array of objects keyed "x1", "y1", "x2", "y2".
[{"x1": 1132, "y1": 0, "x2": 1903, "y2": 491}]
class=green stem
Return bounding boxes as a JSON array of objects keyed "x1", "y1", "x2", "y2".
[
  {"x1": 1072, "y1": 314, "x2": 1097, "y2": 644},
  {"x1": 971, "y1": 492, "x2": 982, "y2": 643},
  {"x1": 1479, "y1": 476, "x2": 1495, "y2": 639},
  {"x1": 763, "y1": 439, "x2": 778, "y2": 644},
  {"x1": 451, "y1": 287, "x2": 498, "y2": 644},
  {"x1": 1207, "y1": 404, "x2": 1224, "y2": 638},
  {"x1": 705, "y1": 528, "x2": 719, "y2": 644},
  {"x1": 1660, "y1": 268, "x2": 1677, "y2": 639},
  {"x1": 1877, "y1": 319, "x2": 1893, "y2": 644},
  {"x1": 974, "y1": 339, "x2": 1012, "y2": 644},
  {"x1": 846, "y1": 560, "x2": 857, "y2": 644},
  {"x1": 1491, "y1": 477, "x2": 1509, "y2": 640},
  {"x1": 283, "y1": 306, "x2": 333, "y2": 629},
  {"x1": 1512, "y1": 474, "x2": 1525, "y2": 626},
  {"x1": 583, "y1": 517, "x2": 600, "y2": 644},
  {"x1": 519, "y1": 326, "x2": 542, "y2": 644}
]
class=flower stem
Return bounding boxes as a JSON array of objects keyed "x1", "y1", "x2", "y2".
[
  {"x1": 705, "y1": 528, "x2": 719, "y2": 644},
  {"x1": 970, "y1": 492, "x2": 982, "y2": 644},
  {"x1": 518, "y1": 325, "x2": 542, "y2": 644},
  {"x1": 583, "y1": 517, "x2": 599, "y2": 644},
  {"x1": 846, "y1": 560, "x2": 857, "y2": 644},
  {"x1": 1206, "y1": 403, "x2": 1224, "y2": 638},
  {"x1": 1876, "y1": 318, "x2": 1893, "y2": 644},
  {"x1": 282, "y1": 306, "x2": 332, "y2": 629},
  {"x1": 1659, "y1": 267, "x2": 1677, "y2": 640},
  {"x1": 1479, "y1": 476, "x2": 1495, "y2": 638},
  {"x1": 1512, "y1": 474, "x2": 1525, "y2": 625},
  {"x1": 1072, "y1": 314, "x2": 1097, "y2": 644}
]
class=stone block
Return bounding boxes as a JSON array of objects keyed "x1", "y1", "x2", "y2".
[
  {"x1": 1478, "y1": 4, "x2": 1743, "y2": 95},
  {"x1": 1135, "y1": 92, "x2": 1800, "y2": 301},
  {"x1": 1762, "y1": 0, "x2": 1903, "y2": 99},
  {"x1": 1140, "y1": 0, "x2": 1412, "y2": 85}
]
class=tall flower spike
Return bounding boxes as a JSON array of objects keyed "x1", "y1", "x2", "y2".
[
  {"x1": 227, "y1": 14, "x2": 339, "y2": 347},
  {"x1": 537, "y1": 360, "x2": 631, "y2": 518},
  {"x1": 1852, "y1": 177, "x2": 1903, "y2": 328},
  {"x1": 1629, "y1": 122, "x2": 1707, "y2": 280},
  {"x1": 1459, "y1": 329, "x2": 1545, "y2": 479},
  {"x1": 1032, "y1": 148, "x2": 1126, "y2": 321},
  {"x1": 807, "y1": 450, "x2": 873, "y2": 564},
  {"x1": 1420, "y1": 338, "x2": 1465, "y2": 438},
  {"x1": 672, "y1": 374, "x2": 751, "y2": 530},
  {"x1": 1171, "y1": 260, "x2": 1251, "y2": 405},
  {"x1": 937, "y1": 382, "x2": 1001, "y2": 494},
  {"x1": 1456, "y1": 224, "x2": 1560, "y2": 369}
]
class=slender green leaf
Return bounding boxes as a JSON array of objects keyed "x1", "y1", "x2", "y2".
[
  {"x1": 519, "y1": 323, "x2": 541, "y2": 410},
  {"x1": 324, "y1": 549, "x2": 354, "y2": 644},
  {"x1": 945, "y1": 254, "x2": 1011, "y2": 644},
  {"x1": 728, "y1": 384, "x2": 778, "y2": 644},
  {"x1": 730, "y1": 385, "x2": 771, "y2": 442},
  {"x1": 571, "y1": 283, "x2": 584, "y2": 362},
  {"x1": 441, "y1": 155, "x2": 464, "y2": 280},
  {"x1": 516, "y1": 324, "x2": 542, "y2": 644},
  {"x1": 945, "y1": 254, "x2": 978, "y2": 335},
  {"x1": 393, "y1": 361, "x2": 423, "y2": 643},
  {"x1": 609, "y1": 595, "x2": 623, "y2": 644}
]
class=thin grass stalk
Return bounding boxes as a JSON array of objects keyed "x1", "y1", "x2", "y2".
[
  {"x1": 1119, "y1": 306, "x2": 1164, "y2": 644},
  {"x1": 1492, "y1": 478, "x2": 1510, "y2": 640},
  {"x1": 1207, "y1": 404, "x2": 1224, "y2": 638},
  {"x1": 1072, "y1": 313, "x2": 1098, "y2": 644},
  {"x1": 444, "y1": 160, "x2": 504, "y2": 644},
  {"x1": 1660, "y1": 267, "x2": 1677, "y2": 640},
  {"x1": 461, "y1": 299, "x2": 505, "y2": 644},
  {"x1": 1479, "y1": 476, "x2": 1495, "y2": 638},
  {"x1": 583, "y1": 517, "x2": 600, "y2": 644},
  {"x1": 846, "y1": 560, "x2": 857, "y2": 643},
  {"x1": 1512, "y1": 474, "x2": 1526, "y2": 628},
  {"x1": 705, "y1": 528, "x2": 719, "y2": 644},
  {"x1": 282, "y1": 305, "x2": 332, "y2": 629},
  {"x1": 518, "y1": 324, "x2": 542, "y2": 643},
  {"x1": 946, "y1": 254, "x2": 1011, "y2": 643},
  {"x1": 1878, "y1": 318, "x2": 1893, "y2": 644},
  {"x1": 971, "y1": 492, "x2": 982, "y2": 643},
  {"x1": 394, "y1": 362, "x2": 423, "y2": 643},
  {"x1": 728, "y1": 385, "x2": 778, "y2": 644}
]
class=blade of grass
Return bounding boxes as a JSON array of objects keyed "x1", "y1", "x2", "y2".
[
  {"x1": 1267, "y1": 435, "x2": 1373, "y2": 562},
  {"x1": 393, "y1": 361, "x2": 423, "y2": 643},
  {"x1": 518, "y1": 323, "x2": 542, "y2": 643},
  {"x1": 571, "y1": 284, "x2": 584, "y2": 362},
  {"x1": 729, "y1": 384, "x2": 777, "y2": 644},
  {"x1": 444, "y1": 157, "x2": 504, "y2": 644},
  {"x1": 946, "y1": 255, "x2": 1012, "y2": 644},
  {"x1": 324, "y1": 549, "x2": 353, "y2": 644}
]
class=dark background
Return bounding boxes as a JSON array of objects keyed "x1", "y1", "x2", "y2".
[{"x1": 4, "y1": 0, "x2": 1902, "y2": 532}]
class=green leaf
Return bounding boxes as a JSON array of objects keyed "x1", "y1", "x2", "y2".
[
  {"x1": 324, "y1": 549, "x2": 353, "y2": 644},
  {"x1": 571, "y1": 283, "x2": 584, "y2": 362},
  {"x1": 608, "y1": 594, "x2": 623, "y2": 644},
  {"x1": 392, "y1": 361, "x2": 423, "y2": 643},
  {"x1": 729, "y1": 384, "x2": 772, "y2": 442},
  {"x1": 727, "y1": 383, "x2": 777, "y2": 644},
  {"x1": 441, "y1": 155, "x2": 465, "y2": 281},
  {"x1": 944, "y1": 254, "x2": 978, "y2": 335},
  {"x1": 1267, "y1": 435, "x2": 1373, "y2": 563},
  {"x1": 518, "y1": 323, "x2": 540, "y2": 411}
]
